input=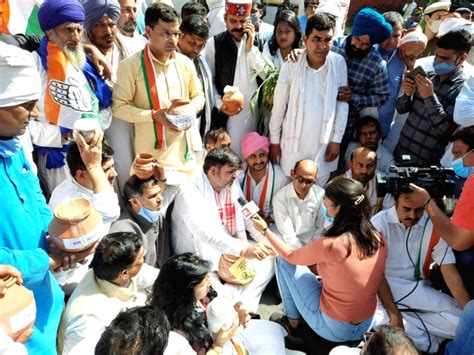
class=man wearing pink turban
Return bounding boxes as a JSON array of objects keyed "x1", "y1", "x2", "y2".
[{"x1": 239, "y1": 132, "x2": 289, "y2": 221}]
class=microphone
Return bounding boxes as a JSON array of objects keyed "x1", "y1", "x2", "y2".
[{"x1": 237, "y1": 197, "x2": 260, "y2": 220}]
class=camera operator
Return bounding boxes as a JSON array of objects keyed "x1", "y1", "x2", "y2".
[
  {"x1": 371, "y1": 192, "x2": 469, "y2": 353},
  {"x1": 409, "y1": 139, "x2": 474, "y2": 353}
]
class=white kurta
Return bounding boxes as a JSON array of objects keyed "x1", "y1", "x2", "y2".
[
  {"x1": 269, "y1": 52, "x2": 348, "y2": 178},
  {"x1": 272, "y1": 182, "x2": 325, "y2": 248},
  {"x1": 171, "y1": 172, "x2": 274, "y2": 312},
  {"x1": 371, "y1": 208, "x2": 461, "y2": 352},
  {"x1": 204, "y1": 36, "x2": 266, "y2": 155}
]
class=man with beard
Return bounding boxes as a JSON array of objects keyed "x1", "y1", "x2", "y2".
[
  {"x1": 342, "y1": 146, "x2": 392, "y2": 215},
  {"x1": 371, "y1": 192, "x2": 470, "y2": 352},
  {"x1": 204, "y1": 0, "x2": 267, "y2": 155},
  {"x1": 331, "y1": 7, "x2": 392, "y2": 169},
  {"x1": 113, "y1": 3, "x2": 205, "y2": 180},
  {"x1": 239, "y1": 132, "x2": 289, "y2": 222},
  {"x1": 171, "y1": 148, "x2": 275, "y2": 312},
  {"x1": 32, "y1": 0, "x2": 102, "y2": 195},
  {"x1": 117, "y1": 0, "x2": 148, "y2": 54},
  {"x1": 344, "y1": 116, "x2": 394, "y2": 173}
]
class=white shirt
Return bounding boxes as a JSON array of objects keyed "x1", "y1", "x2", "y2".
[
  {"x1": 262, "y1": 42, "x2": 285, "y2": 67},
  {"x1": 49, "y1": 177, "x2": 120, "y2": 226},
  {"x1": 371, "y1": 207, "x2": 455, "y2": 282},
  {"x1": 0, "y1": 328, "x2": 27, "y2": 355},
  {"x1": 117, "y1": 32, "x2": 147, "y2": 58},
  {"x1": 344, "y1": 141, "x2": 395, "y2": 173},
  {"x1": 204, "y1": 36, "x2": 267, "y2": 155},
  {"x1": 272, "y1": 182, "x2": 325, "y2": 248},
  {"x1": 48, "y1": 178, "x2": 120, "y2": 294}
]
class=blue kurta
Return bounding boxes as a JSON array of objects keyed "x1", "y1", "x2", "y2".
[{"x1": 0, "y1": 138, "x2": 64, "y2": 355}]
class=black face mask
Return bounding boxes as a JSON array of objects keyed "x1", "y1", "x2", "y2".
[{"x1": 345, "y1": 36, "x2": 372, "y2": 59}]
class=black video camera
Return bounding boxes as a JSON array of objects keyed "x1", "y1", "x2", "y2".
[{"x1": 376, "y1": 165, "x2": 456, "y2": 198}]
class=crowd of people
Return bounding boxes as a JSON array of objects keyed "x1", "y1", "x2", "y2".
[{"x1": 1, "y1": 0, "x2": 474, "y2": 354}]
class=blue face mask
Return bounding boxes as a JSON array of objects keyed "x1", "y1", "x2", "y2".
[
  {"x1": 138, "y1": 202, "x2": 161, "y2": 223},
  {"x1": 321, "y1": 206, "x2": 334, "y2": 223},
  {"x1": 452, "y1": 150, "x2": 473, "y2": 178},
  {"x1": 433, "y1": 60, "x2": 457, "y2": 76}
]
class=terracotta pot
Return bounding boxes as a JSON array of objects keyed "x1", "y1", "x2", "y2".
[
  {"x1": 132, "y1": 153, "x2": 156, "y2": 180},
  {"x1": 0, "y1": 277, "x2": 36, "y2": 341},
  {"x1": 73, "y1": 118, "x2": 99, "y2": 144},
  {"x1": 222, "y1": 86, "x2": 244, "y2": 114},
  {"x1": 48, "y1": 198, "x2": 103, "y2": 252}
]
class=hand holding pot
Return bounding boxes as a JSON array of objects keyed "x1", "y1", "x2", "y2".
[{"x1": 221, "y1": 86, "x2": 244, "y2": 116}]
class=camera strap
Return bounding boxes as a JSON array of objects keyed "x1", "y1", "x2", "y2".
[{"x1": 414, "y1": 220, "x2": 429, "y2": 281}]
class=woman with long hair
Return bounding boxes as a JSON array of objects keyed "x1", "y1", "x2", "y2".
[
  {"x1": 263, "y1": 10, "x2": 304, "y2": 67},
  {"x1": 252, "y1": 178, "x2": 388, "y2": 344},
  {"x1": 150, "y1": 253, "x2": 286, "y2": 355}
]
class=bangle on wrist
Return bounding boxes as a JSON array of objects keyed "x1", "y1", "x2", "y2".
[{"x1": 424, "y1": 198, "x2": 432, "y2": 208}]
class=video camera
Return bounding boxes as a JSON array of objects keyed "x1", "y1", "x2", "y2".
[{"x1": 376, "y1": 165, "x2": 456, "y2": 198}]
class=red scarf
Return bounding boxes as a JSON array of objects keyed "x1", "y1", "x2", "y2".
[{"x1": 215, "y1": 188, "x2": 237, "y2": 236}]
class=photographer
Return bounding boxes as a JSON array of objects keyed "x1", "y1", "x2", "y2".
[{"x1": 408, "y1": 139, "x2": 474, "y2": 354}]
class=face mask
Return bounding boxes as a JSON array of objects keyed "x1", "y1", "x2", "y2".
[
  {"x1": 321, "y1": 206, "x2": 334, "y2": 223},
  {"x1": 137, "y1": 201, "x2": 161, "y2": 223},
  {"x1": 433, "y1": 60, "x2": 457, "y2": 75},
  {"x1": 452, "y1": 150, "x2": 473, "y2": 178},
  {"x1": 427, "y1": 19, "x2": 441, "y2": 33}
]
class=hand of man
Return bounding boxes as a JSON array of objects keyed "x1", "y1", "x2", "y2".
[
  {"x1": 49, "y1": 241, "x2": 98, "y2": 272},
  {"x1": 243, "y1": 23, "x2": 256, "y2": 53},
  {"x1": 76, "y1": 128, "x2": 103, "y2": 170},
  {"x1": 415, "y1": 74, "x2": 434, "y2": 99},
  {"x1": 337, "y1": 86, "x2": 352, "y2": 102},
  {"x1": 325, "y1": 142, "x2": 340, "y2": 162},
  {"x1": 402, "y1": 74, "x2": 416, "y2": 96},
  {"x1": 241, "y1": 242, "x2": 272, "y2": 260},
  {"x1": 408, "y1": 183, "x2": 431, "y2": 207},
  {"x1": 152, "y1": 108, "x2": 180, "y2": 131},
  {"x1": 269, "y1": 143, "x2": 281, "y2": 164},
  {"x1": 234, "y1": 302, "x2": 251, "y2": 328},
  {"x1": 219, "y1": 103, "x2": 242, "y2": 116},
  {"x1": 83, "y1": 43, "x2": 112, "y2": 80},
  {"x1": 0, "y1": 265, "x2": 23, "y2": 298}
]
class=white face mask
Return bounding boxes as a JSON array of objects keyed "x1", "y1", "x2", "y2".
[{"x1": 427, "y1": 19, "x2": 442, "y2": 33}]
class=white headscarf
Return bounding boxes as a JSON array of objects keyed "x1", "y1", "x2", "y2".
[
  {"x1": 0, "y1": 42, "x2": 41, "y2": 108},
  {"x1": 437, "y1": 17, "x2": 474, "y2": 37}
]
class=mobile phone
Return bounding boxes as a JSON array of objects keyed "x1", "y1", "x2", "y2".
[{"x1": 406, "y1": 66, "x2": 428, "y2": 81}]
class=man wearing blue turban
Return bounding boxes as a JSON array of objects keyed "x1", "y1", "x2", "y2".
[{"x1": 331, "y1": 7, "x2": 393, "y2": 173}]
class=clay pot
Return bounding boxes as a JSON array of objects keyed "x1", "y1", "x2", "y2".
[
  {"x1": 0, "y1": 277, "x2": 36, "y2": 341},
  {"x1": 132, "y1": 153, "x2": 156, "y2": 180},
  {"x1": 48, "y1": 198, "x2": 103, "y2": 252},
  {"x1": 222, "y1": 86, "x2": 244, "y2": 114},
  {"x1": 73, "y1": 118, "x2": 99, "y2": 144}
]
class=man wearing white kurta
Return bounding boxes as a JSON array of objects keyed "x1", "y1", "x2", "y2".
[
  {"x1": 371, "y1": 194, "x2": 471, "y2": 353},
  {"x1": 238, "y1": 132, "x2": 289, "y2": 220},
  {"x1": 204, "y1": 0, "x2": 267, "y2": 155},
  {"x1": 273, "y1": 159, "x2": 325, "y2": 248},
  {"x1": 269, "y1": 13, "x2": 348, "y2": 186},
  {"x1": 171, "y1": 148, "x2": 275, "y2": 312}
]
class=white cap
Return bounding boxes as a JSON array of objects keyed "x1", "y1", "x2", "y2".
[
  {"x1": 0, "y1": 42, "x2": 41, "y2": 108},
  {"x1": 315, "y1": 1, "x2": 341, "y2": 19},
  {"x1": 399, "y1": 29, "x2": 428, "y2": 46},
  {"x1": 424, "y1": 1, "x2": 451, "y2": 16},
  {"x1": 438, "y1": 17, "x2": 474, "y2": 37}
]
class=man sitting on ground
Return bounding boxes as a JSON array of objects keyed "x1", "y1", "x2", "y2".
[
  {"x1": 372, "y1": 193, "x2": 470, "y2": 352},
  {"x1": 58, "y1": 232, "x2": 159, "y2": 354},
  {"x1": 272, "y1": 159, "x2": 325, "y2": 248}
]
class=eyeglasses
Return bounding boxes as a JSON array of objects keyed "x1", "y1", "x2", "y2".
[
  {"x1": 295, "y1": 175, "x2": 316, "y2": 185},
  {"x1": 156, "y1": 30, "x2": 180, "y2": 39}
]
